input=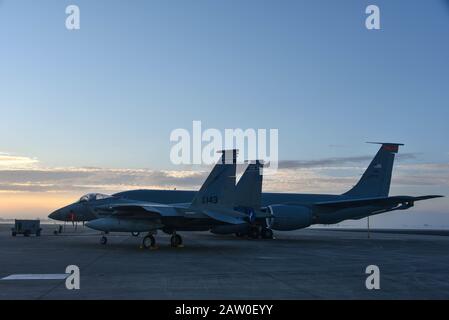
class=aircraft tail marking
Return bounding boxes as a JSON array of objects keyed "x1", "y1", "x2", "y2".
[
  {"x1": 343, "y1": 143, "x2": 404, "y2": 198},
  {"x1": 190, "y1": 150, "x2": 237, "y2": 208}
]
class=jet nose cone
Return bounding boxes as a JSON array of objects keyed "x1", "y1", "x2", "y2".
[{"x1": 48, "y1": 209, "x2": 62, "y2": 221}]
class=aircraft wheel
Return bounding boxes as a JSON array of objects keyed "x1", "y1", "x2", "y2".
[
  {"x1": 261, "y1": 228, "x2": 274, "y2": 239},
  {"x1": 170, "y1": 234, "x2": 183, "y2": 247},
  {"x1": 142, "y1": 235, "x2": 156, "y2": 249},
  {"x1": 248, "y1": 227, "x2": 260, "y2": 239},
  {"x1": 132, "y1": 232, "x2": 140, "y2": 237},
  {"x1": 100, "y1": 236, "x2": 108, "y2": 245}
]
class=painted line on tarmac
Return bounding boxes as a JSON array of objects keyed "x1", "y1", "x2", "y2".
[{"x1": 1, "y1": 274, "x2": 69, "y2": 280}]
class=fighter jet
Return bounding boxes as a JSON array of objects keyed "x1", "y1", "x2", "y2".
[
  {"x1": 50, "y1": 143, "x2": 443, "y2": 239},
  {"x1": 50, "y1": 150, "x2": 268, "y2": 248}
]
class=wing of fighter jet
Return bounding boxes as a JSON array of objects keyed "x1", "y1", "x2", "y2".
[
  {"x1": 202, "y1": 209, "x2": 248, "y2": 225},
  {"x1": 94, "y1": 202, "x2": 177, "y2": 218},
  {"x1": 98, "y1": 202, "x2": 249, "y2": 225}
]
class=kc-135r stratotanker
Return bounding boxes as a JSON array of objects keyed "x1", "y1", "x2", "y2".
[{"x1": 49, "y1": 143, "x2": 442, "y2": 247}]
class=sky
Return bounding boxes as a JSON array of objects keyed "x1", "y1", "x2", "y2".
[{"x1": 0, "y1": 0, "x2": 448, "y2": 228}]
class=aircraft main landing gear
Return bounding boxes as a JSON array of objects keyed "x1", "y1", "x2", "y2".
[
  {"x1": 261, "y1": 227, "x2": 274, "y2": 239},
  {"x1": 170, "y1": 233, "x2": 183, "y2": 247},
  {"x1": 248, "y1": 226, "x2": 260, "y2": 239},
  {"x1": 142, "y1": 234, "x2": 156, "y2": 249}
]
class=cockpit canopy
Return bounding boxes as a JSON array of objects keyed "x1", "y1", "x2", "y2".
[{"x1": 79, "y1": 193, "x2": 113, "y2": 203}]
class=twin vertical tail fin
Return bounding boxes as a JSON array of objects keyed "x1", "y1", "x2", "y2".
[
  {"x1": 343, "y1": 143, "x2": 403, "y2": 198},
  {"x1": 235, "y1": 160, "x2": 264, "y2": 210},
  {"x1": 190, "y1": 150, "x2": 237, "y2": 208}
]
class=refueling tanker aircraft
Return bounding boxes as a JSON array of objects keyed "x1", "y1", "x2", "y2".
[{"x1": 49, "y1": 143, "x2": 443, "y2": 243}]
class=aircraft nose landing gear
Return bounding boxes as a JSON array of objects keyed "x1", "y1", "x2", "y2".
[
  {"x1": 99, "y1": 231, "x2": 109, "y2": 245},
  {"x1": 100, "y1": 235, "x2": 108, "y2": 245}
]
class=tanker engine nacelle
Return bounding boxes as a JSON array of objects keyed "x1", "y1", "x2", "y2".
[{"x1": 266, "y1": 205, "x2": 313, "y2": 231}]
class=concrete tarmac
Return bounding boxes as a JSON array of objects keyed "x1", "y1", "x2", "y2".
[{"x1": 0, "y1": 224, "x2": 448, "y2": 299}]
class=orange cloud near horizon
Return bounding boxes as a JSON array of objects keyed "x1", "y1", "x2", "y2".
[{"x1": 0, "y1": 192, "x2": 81, "y2": 219}]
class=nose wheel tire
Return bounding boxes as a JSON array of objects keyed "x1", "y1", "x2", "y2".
[
  {"x1": 142, "y1": 235, "x2": 156, "y2": 249},
  {"x1": 261, "y1": 228, "x2": 274, "y2": 239},
  {"x1": 100, "y1": 236, "x2": 108, "y2": 245},
  {"x1": 170, "y1": 234, "x2": 183, "y2": 247}
]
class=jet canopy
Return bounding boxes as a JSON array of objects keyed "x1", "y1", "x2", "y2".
[{"x1": 79, "y1": 193, "x2": 113, "y2": 203}]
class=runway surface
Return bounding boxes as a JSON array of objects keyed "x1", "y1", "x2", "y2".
[{"x1": 0, "y1": 224, "x2": 448, "y2": 299}]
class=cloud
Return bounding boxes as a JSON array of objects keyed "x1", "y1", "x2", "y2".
[
  {"x1": 263, "y1": 169, "x2": 354, "y2": 193},
  {"x1": 0, "y1": 151, "x2": 446, "y2": 195},
  {"x1": 397, "y1": 163, "x2": 449, "y2": 171},
  {"x1": 278, "y1": 153, "x2": 417, "y2": 170},
  {"x1": 0, "y1": 166, "x2": 208, "y2": 193},
  {"x1": 278, "y1": 156, "x2": 373, "y2": 169},
  {"x1": 0, "y1": 153, "x2": 39, "y2": 169},
  {"x1": 393, "y1": 162, "x2": 449, "y2": 187}
]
